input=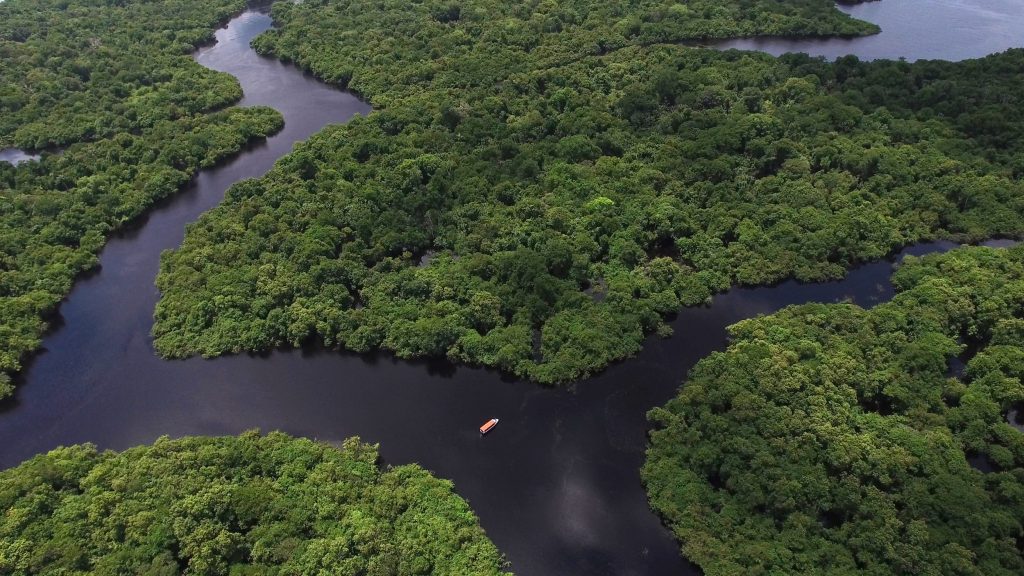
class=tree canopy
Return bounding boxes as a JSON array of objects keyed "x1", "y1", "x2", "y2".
[
  {"x1": 643, "y1": 245, "x2": 1024, "y2": 575},
  {"x1": 153, "y1": 0, "x2": 1024, "y2": 384},
  {"x1": 0, "y1": 0, "x2": 284, "y2": 397},
  {"x1": 0, "y1": 431, "x2": 509, "y2": 575}
]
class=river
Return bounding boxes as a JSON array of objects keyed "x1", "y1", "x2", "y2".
[
  {"x1": 1, "y1": 3, "x2": 1022, "y2": 576},
  {"x1": 713, "y1": 0, "x2": 1024, "y2": 61}
]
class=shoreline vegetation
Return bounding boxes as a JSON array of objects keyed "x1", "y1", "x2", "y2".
[
  {"x1": 0, "y1": 432, "x2": 510, "y2": 575},
  {"x1": 644, "y1": 245, "x2": 1024, "y2": 574},
  {"x1": 0, "y1": 0, "x2": 284, "y2": 399},
  {"x1": 153, "y1": 0, "x2": 1023, "y2": 384}
]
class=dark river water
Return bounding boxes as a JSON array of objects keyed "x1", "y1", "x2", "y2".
[
  {"x1": 714, "y1": 0, "x2": 1024, "y2": 61},
  {"x1": 2, "y1": 3, "x2": 1023, "y2": 576}
]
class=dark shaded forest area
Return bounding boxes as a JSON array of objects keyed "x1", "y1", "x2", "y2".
[
  {"x1": 644, "y1": 245, "x2": 1024, "y2": 575},
  {"x1": 153, "y1": 0, "x2": 1024, "y2": 383}
]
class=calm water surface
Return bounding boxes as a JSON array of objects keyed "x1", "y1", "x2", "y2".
[
  {"x1": 1, "y1": 3, "x2": 1022, "y2": 576},
  {"x1": 715, "y1": 0, "x2": 1024, "y2": 61},
  {"x1": 0, "y1": 148, "x2": 40, "y2": 165}
]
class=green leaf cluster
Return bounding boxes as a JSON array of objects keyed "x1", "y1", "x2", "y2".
[
  {"x1": 0, "y1": 432, "x2": 509, "y2": 575},
  {"x1": 643, "y1": 245, "x2": 1024, "y2": 575}
]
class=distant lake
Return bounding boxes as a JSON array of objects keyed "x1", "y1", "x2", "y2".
[{"x1": 713, "y1": 0, "x2": 1024, "y2": 61}]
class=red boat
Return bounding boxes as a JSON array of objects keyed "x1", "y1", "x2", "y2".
[{"x1": 479, "y1": 418, "x2": 499, "y2": 434}]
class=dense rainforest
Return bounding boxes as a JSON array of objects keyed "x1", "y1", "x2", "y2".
[
  {"x1": 0, "y1": 432, "x2": 509, "y2": 575},
  {"x1": 643, "y1": 245, "x2": 1024, "y2": 575},
  {"x1": 153, "y1": 0, "x2": 1024, "y2": 384},
  {"x1": 0, "y1": 0, "x2": 284, "y2": 398}
]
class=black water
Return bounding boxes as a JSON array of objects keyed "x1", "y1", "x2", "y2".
[
  {"x1": 714, "y1": 0, "x2": 1024, "y2": 61},
  {"x1": 2, "y1": 4, "x2": 1023, "y2": 576}
]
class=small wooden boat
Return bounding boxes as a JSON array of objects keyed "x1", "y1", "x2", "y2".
[{"x1": 479, "y1": 418, "x2": 499, "y2": 435}]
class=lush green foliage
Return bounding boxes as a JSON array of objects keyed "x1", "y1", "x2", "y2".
[
  {"x1": 0, "y1": 432, "x2": 509, "y2": 575},
  {"x1": 643, "y1": 246, "x2": 1024, "y2": 575},
  {"x1": 154, "y1": 0, "x2": 1024, "y2": 383},
  {"x1": 0, "y1": 0, "x2": 284, "y2": 395}
]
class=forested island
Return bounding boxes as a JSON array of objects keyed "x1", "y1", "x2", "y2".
[
  {"x1": 0, "y1": 0, "x2": 283, "y2": 398},
  {"x1": 644, "y1": 245, "x2": 1024, "y2": 574},
  {"x1": 0, "y1": 432, "x2": 509, "y2": 575},
  {"x1": 153, "y1": 0, "x2": 1024, "y2": 383}
]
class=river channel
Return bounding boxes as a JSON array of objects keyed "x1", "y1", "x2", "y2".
[
  {"x1": 2, "y1": 2, "x2": 1023, "y2": 575},
  {"x1": 713, "y1": 0, "x2": 1024, "y2": 61}
]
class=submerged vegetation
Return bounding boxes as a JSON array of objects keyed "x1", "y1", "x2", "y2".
[
  {"x1": 0, "y1": 0, "x2": 284, "y2": 397},
  {"x1": 0, "y1": 432, "x2": 508, "y2": 575},
  {"x1": 643, "y1": 245, "x2": 1024, "y2": 575},
  {"x1": 154, "y1": 0, "x2": 1024, "y2": 383}
]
